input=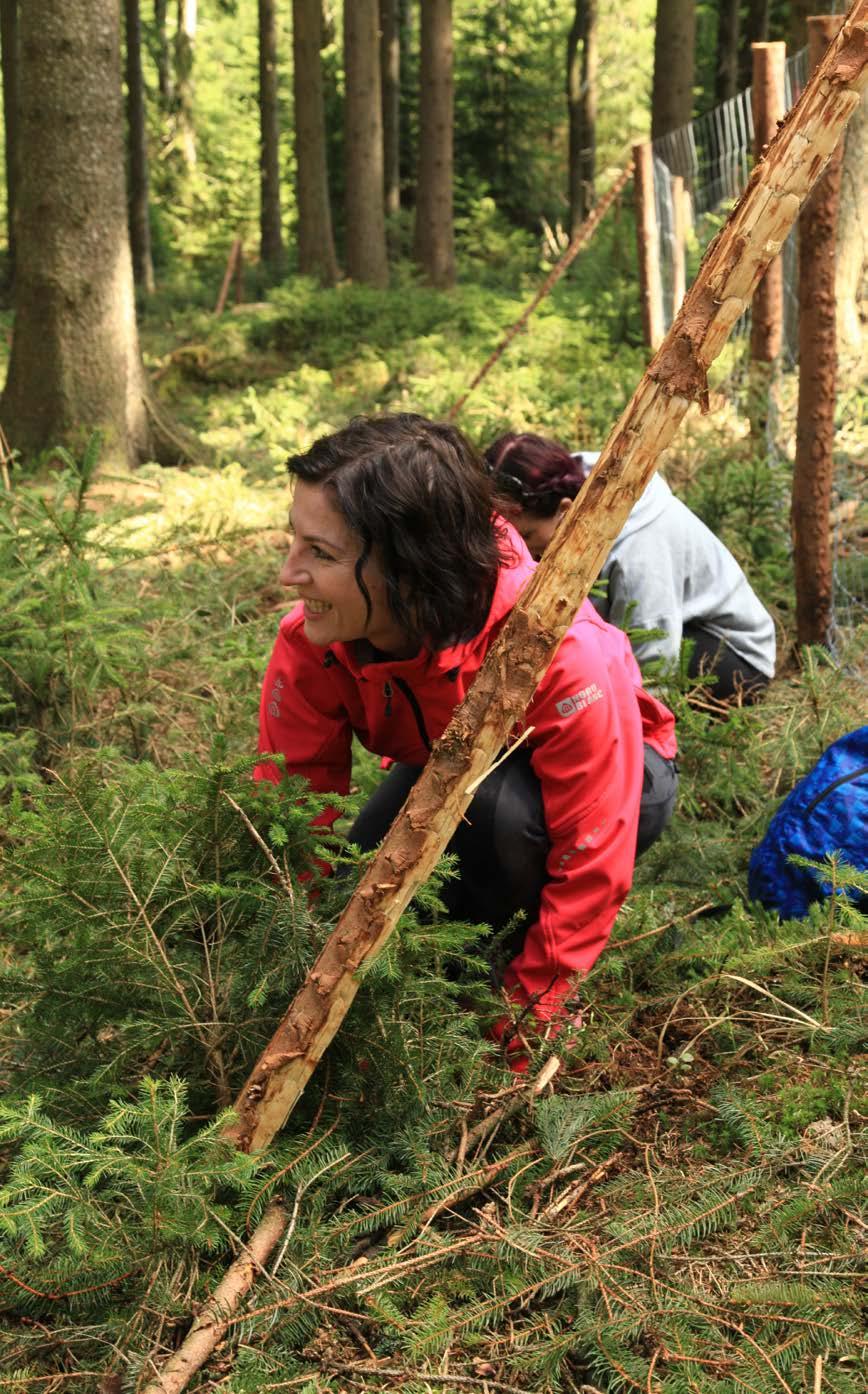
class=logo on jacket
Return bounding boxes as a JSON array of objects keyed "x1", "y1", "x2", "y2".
[
  {"x1": 556, "y1": 683, "x2": 604, "y2": 718},
  {"x1": 267, "y1": 676, "x2": 285, "y2": 718}
]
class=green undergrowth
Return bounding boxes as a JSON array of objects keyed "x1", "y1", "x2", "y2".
[
  {"x1": 142, "y1": 238, "x2": 645, "y2": 468},
  {"x1": 0, "y1": 435, "x2": 865, "y2": 1392}
]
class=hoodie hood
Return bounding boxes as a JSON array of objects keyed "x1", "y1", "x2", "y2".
[{"x1": 573, "y1": 451, "x2": 673, "y2": 541}]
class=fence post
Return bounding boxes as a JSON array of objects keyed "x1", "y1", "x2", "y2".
[
  {"x1": 792, "y1": 14, "x2": 846, "y2": 647},
  {"x1": 633, "y1": 140, "x2": 664, "y2": 350},
  {"x1": 749, "y1": 42, "x2": 787, "y2": 361},
  {"x1": 671, "y1": 173, "x2": 687, "y2": 316}
]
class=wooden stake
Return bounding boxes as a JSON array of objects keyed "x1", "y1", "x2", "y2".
[
  {"x1": 793, "y1": 14, "x2": 846, "y2": 646},
  {"x1": 633, "y1": 139, "x2": 665, "y2": 350},
  {"x1": 750, "y1": 42, "x2": 787, "y2": 361},
  {"x1": 224, "y1": 4, "x2": 868, "y2": 1157},
  {"x1": 214, "y1": 236, "x2": 242, "y2": 315}
]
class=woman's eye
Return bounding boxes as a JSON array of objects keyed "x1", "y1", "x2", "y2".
[{"x1": 311, "y1": 546, "x2": 333, "y2": 562}]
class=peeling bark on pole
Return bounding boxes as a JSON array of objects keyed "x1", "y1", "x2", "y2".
[
  {"x1": 750, "y1": 41, "x2": 787, "y2": 362},
  {"x1": 224, "y1": 3, "x2": 868, "y2": 1158},
  {"x1": 792, "y1": 14, "x2": 846, "y2": 647},
  {"x1": 634, "y1": 139, "x2": 665, "y2": 350}
]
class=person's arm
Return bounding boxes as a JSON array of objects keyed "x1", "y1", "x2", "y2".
[
  {"x1": 256, "y1": 617, "x2": 352, "y2": 830},
  {"x1": 500, "y1": 629, "x2": 645, "y2": 1025}
]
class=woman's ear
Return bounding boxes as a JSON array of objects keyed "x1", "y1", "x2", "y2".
[{"x1": 557, "y1": 496, "x2": 572, "y2": 519}]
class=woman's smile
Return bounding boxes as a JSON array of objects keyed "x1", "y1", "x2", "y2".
[{"x1": 280, "y1": 480, "x2": 413, "y2": 655}]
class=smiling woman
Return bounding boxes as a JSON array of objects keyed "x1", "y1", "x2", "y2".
[{"x1": 257, "y1": 414, "x2": 678, "y2": 1068}]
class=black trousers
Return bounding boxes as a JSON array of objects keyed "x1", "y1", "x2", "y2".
[
  {"x1": 683, "y1": 623, "x2": 770, "y2": 703},
  {"x1": 349, "y1": 744, "x2": 678, "y2": 941}
]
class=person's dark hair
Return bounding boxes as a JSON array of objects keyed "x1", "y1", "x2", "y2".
[
  {"x1": 286, "y1": 414, "x2": 501, "y2": 650},
  {"x1": 484, "y1": 433, "x2": 585, "y2": 518}
]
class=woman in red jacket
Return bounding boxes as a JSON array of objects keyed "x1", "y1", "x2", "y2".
[{"x1": 258, "y1": 415, "x2": 677, "y2": 1059}]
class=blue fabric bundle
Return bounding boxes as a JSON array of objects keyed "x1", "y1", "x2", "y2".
[{"x1": 748, "y1": 726, "x2": 868, "y2": 919}]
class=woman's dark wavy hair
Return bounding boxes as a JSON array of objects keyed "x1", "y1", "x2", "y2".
[
  {"x1": 484, "y1": 432, "x2": 585, "y2": 519},
  {"x1": 286, "y1": 414, "x2": 502, "y2": 651}
]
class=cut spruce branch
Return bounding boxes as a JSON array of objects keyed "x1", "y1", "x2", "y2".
[
  {"x1": 139, "y1": 1202, "x2": 286, "y2": 1394},
  {"x1": 225, "y1": 2, "x2": 868, "y2": 1158}
]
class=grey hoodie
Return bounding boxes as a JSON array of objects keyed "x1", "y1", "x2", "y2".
[{"x1": 573, "y1": 455, "x2": 776, "y2": 677}]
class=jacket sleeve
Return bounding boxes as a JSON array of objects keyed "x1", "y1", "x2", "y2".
[
  {"x1": 502, "y1": 631, "x2": 645, "y2": 1022},
  {"x1": 256, "y1": 620, "x2": 352, "y2": 827}
]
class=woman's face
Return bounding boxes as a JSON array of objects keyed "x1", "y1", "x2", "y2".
[
  {"x1": 496, "y1": 497, "x2": 570, "y2": 561},
  {"x1": 280, "y1": 480, "x2": 414, "y2": 655}
]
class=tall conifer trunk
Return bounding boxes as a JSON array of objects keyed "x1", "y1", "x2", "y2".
[
  {"x1": 292, "y1": 0, "x2": 338, "y2": 284},
  {"x1": 1, "y1": 0, "x2": 151, "y2": 463},
  {"x1": 567, "y1": 0, "x2": 598, "y2": 236},
  {"x1": 258, "y1": 0, "x2": 284, "y2": 275},
  {"x1": 715, "y1": 0, "x2": 740, "y2": 104},
  {"x1": 124, "y1": 0, "x2": 155, "y2": 294},
  {"x1": 414, "y1": 0, "x2": 454, "y2": 287},
  {"x1": 651, "y1": 0, "x2": 696, "y2": 141},
  {"x1": 344, "y1": 0, "x2": 389, "y2": 287},
  {"x1": 739, "y1": 0, "x2": 769, "y2": 88},
  {"x1": 154, "y1": 0, "x2": 173, "y2": 106},
  {"x1": 380, "y1": 0, "x2": 401, "y2": 218},
  {"x1": 0, "y1": 0, "x2": 18, "y2": 285},
  {"x1": 175, "y1": 0, "x2": 196, "y2": 169}
]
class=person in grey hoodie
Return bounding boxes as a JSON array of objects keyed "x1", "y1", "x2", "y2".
[{"x1": 485, "y1": 432, "x2": 776, "y2": 702}]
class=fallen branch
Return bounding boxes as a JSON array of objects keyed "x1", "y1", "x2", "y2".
[
  {"x1": 447, "y1": 161, "x2": 634, "y2": 421},
  {"x1": 139, "y1": 1203, "x2": 287, "y2": 1394}
]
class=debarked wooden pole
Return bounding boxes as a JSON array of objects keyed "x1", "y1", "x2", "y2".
[{"x1": 226, "y1": 1, "x2": 868, "y2": 1157}]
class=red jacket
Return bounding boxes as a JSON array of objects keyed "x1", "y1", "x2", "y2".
[{"x1": 257, "y1": 527, "x2": 676, "y2": 1019}]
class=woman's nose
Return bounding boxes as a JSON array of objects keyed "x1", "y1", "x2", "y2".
[{"x1": 279, "y1": 542, "x2": 309, "y2": 588}]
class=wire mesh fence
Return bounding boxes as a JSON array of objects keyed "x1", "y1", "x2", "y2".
[
  {"x1": 647, "y1": 46, "x2": 865, "y2": 647},
  {"x1": 651, "y1": 47, "x2": 808, "y2": 352}
]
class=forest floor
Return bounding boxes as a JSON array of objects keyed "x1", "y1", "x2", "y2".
[{"x1": 0, "y1": 277, "x2": 865, "y2": 1394}]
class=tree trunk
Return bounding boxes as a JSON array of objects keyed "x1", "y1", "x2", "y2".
[
  {"x1": 124, "y1": 0, "x2": 155, "y2": 294},
  {"x1": 224, "y1": 7, "x2": 868, "y2": 1156},
  {"x1": 380, "y1": 0, "x2": 400, "y2": 218},
  {"x1": 792, "y1": 15, "x2": 846, "y2": 648},
  {"x1": 787, "y1": 0, "x2": 814, "y2": 53},
  {"x1": 739, "y1": 0, "x2": 769, "y2": 89},
  {"x1": 715, "y1": 0, "x2": 740, "y2": 104},
  {"x1": 651, "y1": 0, "x2": 696, "y2": 142},
  {"x1": 1, "y1": 0, "x2": 151, "y2": 464},
  {"x1": 413, "y1": 0, "x2": 454, "y2": 288},
  {"x1": 567, "y1": 0, "x2": 598, "y2": 236},
  {"x1": 292, "y1": 0, "x2": 338, "y2": 285},
  {"x1": 344, "y1": 0, "x2": 389, "y2": 287},
  {"x1": 0, "y1": 0, "x2": 17, "y2": 285},
  {"x1": 175, "y1": 0, "x2": 196, "y2": 169},
  {"x1": 258, "y1": 0, "x2": 283, "y2": 274},
  {"x1": 835, "y1": 85, "x2": 867, "y2": 359},
  {"x1": 154, "y1": 0, "x2": 173, "y2": 106}
]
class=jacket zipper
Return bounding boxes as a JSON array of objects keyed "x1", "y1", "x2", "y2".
[
  {"x1": 802, "y1": 763, "x2": 868, "y2": 817},
  {"x1": 391, "y1": 675, "x2": 432, "y2": 751}
]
